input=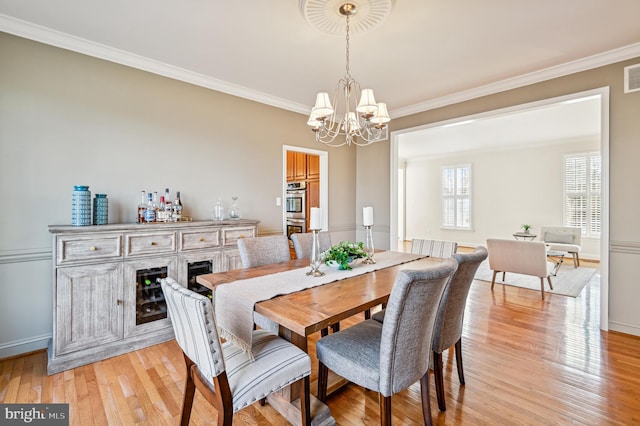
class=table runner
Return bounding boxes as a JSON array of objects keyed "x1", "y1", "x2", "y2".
[{"x1": 214, "y1": 251, "x2": 424, "y2": 357}]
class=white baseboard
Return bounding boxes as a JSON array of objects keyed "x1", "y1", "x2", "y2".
[
  {"x1": 608, "y1": 321, "x2": 640, "y2": 337},
  {"x1": 0, "y1": 334, "x2": 50, "y2": 360}
]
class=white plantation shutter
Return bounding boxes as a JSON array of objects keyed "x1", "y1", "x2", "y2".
[
  {"x1": 564, "y1": 153, "x2": 601, "y2": 237},
  {"x1": 442, "y1": 165, "x2": 472, "y2": 230}
]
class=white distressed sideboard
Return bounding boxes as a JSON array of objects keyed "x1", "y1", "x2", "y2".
[{"x1": 47, "y1": 220, "x2": 259, "y2": 374}]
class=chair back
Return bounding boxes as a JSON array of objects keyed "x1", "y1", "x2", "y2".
[
  {"x1": 290, "y1": 232, "x2": 332, "y2": 259},
  {"x1": 236, "y1": 235, "x2": 291, "y2": 268},
  {"x1": 487, "y1": 238, "x2": 548, "y2": 278},
  {"x1": 378, "y1": 258, "x2": 458, "y2": 396},
  {"x1": 411, "y1": 239, "x2": 458, "y2": 257},
  {"x1": 432, "y1": 246, "x2": 488, "y2": 354},
  {"x1": 161, "y1": 278, "x2": 225, "y2": 380},
  {"x1": 540, "y1": 226, "x2": 582, "y2": 245}
]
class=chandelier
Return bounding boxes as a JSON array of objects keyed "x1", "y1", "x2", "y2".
[{"x1": 306, "y1": 3, "x2": 391, "y2": 147}]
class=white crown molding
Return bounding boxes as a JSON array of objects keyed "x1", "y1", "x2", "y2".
[
  {"x1": 0, "y1": 14, "x2": 311, "y2": 115},
  {"x1": 393, "y1": 42, "x2": 640, "y2": 118},
  {"x1": 3, "y1": 13, "x2": 639, "y2": 118}
]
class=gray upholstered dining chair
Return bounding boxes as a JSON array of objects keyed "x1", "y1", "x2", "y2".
[
  {"x1": 411, "y1": 238, "x2": 458, "y2": 257},
  {"x1": 236, "y1": 235, "x2": 291, "y2": 268},
  {"x1": 290, "y1": 231, "x2": 332, "y2": 259},
  {"x1": 371, "y1": 246, "x2": 488, "y2": 412},
  {"x1": 161, "y1": 277, "x2": 311, "y2": 426},
  {"x1": 316, "y1": 259, "x2": 458, "y2": 426}
]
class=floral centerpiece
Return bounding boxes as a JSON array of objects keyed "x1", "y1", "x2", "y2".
[{"x1": 322, "y1": 241, "x2": 367, "y2": 270}]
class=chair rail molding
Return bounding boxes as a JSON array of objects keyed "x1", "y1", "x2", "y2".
[
  {"x1": 0, "y1": 247, "x2": 51, "y2": 264},
  {"x1": 610, "y1": 240, "x2": 640, "y2": 255}
]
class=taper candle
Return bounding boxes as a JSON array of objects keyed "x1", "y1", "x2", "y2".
[
  {"x1": 310, "y1": 207, "x2": 322, "y2": 230},
  {"x1": 363, "y1": 206, "x2": 374, "y2": 226}
]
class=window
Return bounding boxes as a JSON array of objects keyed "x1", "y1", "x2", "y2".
[
  {"x1": 441, "y1": 164, "x2": 472, "y2": 230},
  {"x1": 564, "y1": 153, "x2": 601, "y2": 237}
]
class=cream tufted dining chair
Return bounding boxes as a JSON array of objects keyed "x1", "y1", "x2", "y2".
[
  {"x1": 236, "y1": 235, "x2": 291, "y2": 268},
  {"x1": 161, "y1": 277, "x2": 311, "y2": 426},
  {"x1": 411, "y1": 239, "x2": 458, "y2": 257},
  {"x1": 290, "y1": 231, "x2": 332, "y2": 259}
]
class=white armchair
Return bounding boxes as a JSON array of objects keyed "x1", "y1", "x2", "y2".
[{"x1": 539, "y1": 226, "x2": 582, "y2": 267}]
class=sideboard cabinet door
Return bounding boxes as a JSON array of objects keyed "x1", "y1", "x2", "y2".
[{"x1": 55, "y1": 263, "x2": 124, "y2": 355}]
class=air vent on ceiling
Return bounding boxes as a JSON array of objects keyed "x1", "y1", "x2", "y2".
[{"x1": 624, "y1": 64, "x2": 640, "y2": 93}]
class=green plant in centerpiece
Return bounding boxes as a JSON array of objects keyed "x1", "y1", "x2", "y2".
[
  {"x1": 522, "y1": 224, "x2": 532, "y2": 233},
  {"x1": 322, "y1": 241, "x2": 367, "y2": 270}
]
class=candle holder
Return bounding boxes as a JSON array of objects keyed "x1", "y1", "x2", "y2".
[
  {"x1": 363, "y1": 225, "x2": 376, "y2": 264},
  {"x1": 307, "y1": 229, "x2": 325, "y2": 277}
]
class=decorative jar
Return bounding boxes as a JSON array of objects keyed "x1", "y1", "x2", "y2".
[
  {"x1": 71, "y1": 185, "x2": 91, "y2": 226},
  {"x1": 93, "y1": 194, "x2": 108, "y2": 225}
]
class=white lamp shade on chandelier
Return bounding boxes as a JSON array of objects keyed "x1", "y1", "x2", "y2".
[{"x1": 306, "y1": 3, "x2": 391, "y2": 147}]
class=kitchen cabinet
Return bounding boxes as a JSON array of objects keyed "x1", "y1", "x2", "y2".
[
  {"x1": 48, "y1": 220, "x2": 258, "y2": 374},
  {"x1": 286, "y1": 151, "x2": 320, "y2": 182}
]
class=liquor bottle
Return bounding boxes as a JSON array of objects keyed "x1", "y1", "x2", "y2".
[
  {"x1": 144, "y1": 192, "x2": 156, "y2": 223},
  {"x1": 164, "y1": 199, "x2": 173, "y2": 222},
  {"x1": 138, "y1": 190, "x2": 147, "y2": 223},
  {"x1": 174, "y1": 191, "x2": 183, "y2": 221},
  {"x1": 158, "y1": 196, "x2": 166, "y2": 222},
  {"x1": 164, "y1": 188, "x2": 170, "y2": 207}
]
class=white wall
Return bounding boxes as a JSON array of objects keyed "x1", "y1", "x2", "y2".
[{"x1": 403, "y1": 137, "x2": 601, "y2": 259}]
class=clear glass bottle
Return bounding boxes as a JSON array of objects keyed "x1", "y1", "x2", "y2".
[
  {"x1": 174, "y1": 191, "x2": 183, "y2": 221},
  {"x1": 158, "y1": 196, "x2": 166, "y2": 222},
  {"x1": 137, "y1": 190, "x2": 147, "y2": 223},
  {"x1": 164, "y1": 199, "x2": 173, "y2": 222},
  {"x1": 144, "y1": 192, "x2": 156, "y2": 223},
  {"x1": 213, "y1": 197, "x2": 225, "y2": 221},
  {"x1": 229, "y1": 196, "x2": 240, "y2": 219}
]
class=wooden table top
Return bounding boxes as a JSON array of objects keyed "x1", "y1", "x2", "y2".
[{"x1": 196, "y1": 255, "x2": 443, "y2": 340}]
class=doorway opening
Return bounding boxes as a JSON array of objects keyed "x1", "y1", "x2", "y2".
[
  {"x1": 282, "y1": 146, "x2": 328, "y2": 234},
  {"x1": 389, "y1": 87, "x2": 610, "y2": 330}
]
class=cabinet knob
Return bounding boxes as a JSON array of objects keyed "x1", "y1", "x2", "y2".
[
  {"x1": 150, "y1": 241, "x2": 156, "y2": 246},
  {"x1": 199, "y1": 238, "x2": 205, "y2": 242},
  {"x1": 89, "y1": 246, "x2": 97, "y2": 251},
  {"x1": 117, "y1": 299, "x2": 123, "y2": 305}
]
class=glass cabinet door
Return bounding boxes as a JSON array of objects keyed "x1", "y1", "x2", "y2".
[
  {"x1": 178, "y1": 251, "x2": 225, "y2": 300},
  {"x1": 124, "y1": 256, "x2": 177, "y2": 337}
]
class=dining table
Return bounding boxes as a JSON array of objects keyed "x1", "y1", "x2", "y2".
[{"x1": 196, "y1": 251, "x2": 444, "y2": 426}]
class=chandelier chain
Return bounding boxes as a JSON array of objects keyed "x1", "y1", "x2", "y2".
[{"x1": 345, "y1": 14, "x2": 351, "y2": 79}]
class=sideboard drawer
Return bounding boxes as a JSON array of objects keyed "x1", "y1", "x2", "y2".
[
  {"x1": 222, "y1": 226, "x2": 256, "y2": 248},
  {"x1": 125, "y1": 232, "x2": 176, "y2": 257},
  {"x1": 56, "y1": 234, "x2": 123, "y2": 265},
  {"x1": 179, "y1": 228, "x2": 221, "y2": 251}
]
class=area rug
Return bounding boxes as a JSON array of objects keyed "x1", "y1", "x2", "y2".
[{"x1": 474, "y1": 260, "x2": 597, "y2": 297}]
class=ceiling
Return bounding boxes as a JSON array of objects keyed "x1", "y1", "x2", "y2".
[
  {"x1": 397, "y1": 93, "x2": 602, "y2": 160},
  {"x1": 1, "y1": 0, "x2": 640, "y2": 120}
]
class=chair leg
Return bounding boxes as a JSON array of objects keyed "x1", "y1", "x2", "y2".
[
  {"x1": 491, "y1": 270, "x2": 498, "y2": 289},
  {"x1": 331, "y1": 323, "x2": 340, "y2": 333},
  {"x1": 539, "y1": 277, "x2": 545, "y2": 300},
  {"x1": 547, "y1": 276, "x2": 553, "y2": 290},
  {"x1": 180, "y1": 355, "x2": 197, "y2": 426},
  {"x1": 433, "y1": 352, "x2": 446, "y2": 412},
  {"x1": 317, "y1": 362, "x2": 329, "y2": 402},
  {"x1": 573, "y1": 252, "x2": 580, "y2": 268},
  {"x1": 320, "y1": 328, "x2": 329, "y2": 337},
  {"x1": 420, "y1": 371, "x2": 433, "y2": 426},
  {"x1": 364, "y1": 308, "x2": 371, "y2": 320},
  {"x1": 455, "y1": 338, "x2": 465, "y2": 385},
  {"x1": 299, "y1": 376, "x2": 311, "y2": 426},
  {"x1": 379, "y1": 394, "x2": 392, "y2": 426}
]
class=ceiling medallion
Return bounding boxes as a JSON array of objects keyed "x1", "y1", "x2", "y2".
[{"x1": 299, "y1": 0, "x2": 394, "y2": 35}]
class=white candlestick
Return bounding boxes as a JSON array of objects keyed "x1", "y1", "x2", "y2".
[
  {"x1": 363, "y1": 206, "x2": 374, "y2": 227},
  {"x1": 310, "y1": 207, "x2": 322, "y2": 230}
]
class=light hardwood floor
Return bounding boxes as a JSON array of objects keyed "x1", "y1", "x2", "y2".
[{"x1": 2, "y1": 247, "x2": 640, "y2": 425}]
